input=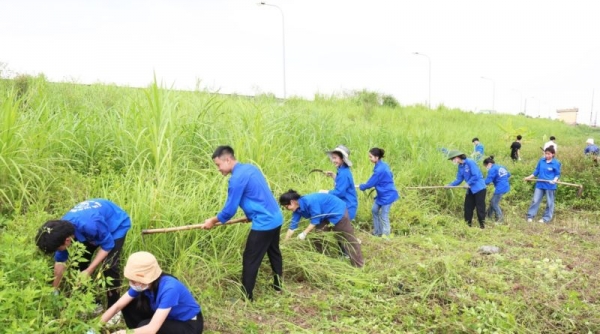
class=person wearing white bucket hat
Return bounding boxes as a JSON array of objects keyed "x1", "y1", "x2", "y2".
[
  {"x1": 322, "y1": 145, "x2": 358, "y2": 220},
  {"x1": 584, "y1": 138, "x2": 599, "y2": 155},
  {"x1": 100, "y1": 252, "x2": 203, "y2": 334}
]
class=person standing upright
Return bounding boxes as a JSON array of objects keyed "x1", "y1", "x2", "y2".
[
  {"x1": 524, "y1": 146, "x2": 561, "y2": 223},
  {"x1": 358, "y1": 147, "x2": 399, "y2": 239},
  {"x1": 543, "y1": 136, "x2": 558, "y2": 154},
  {"x1": 510, "y1": 135, "x2": 522, "y2": 162},
  {"x1": 200, "y1": 146, "x2": 283, "y2": 301},
  {"x1": 472, "y1": 138, "x2": 484, "y2": 161}
]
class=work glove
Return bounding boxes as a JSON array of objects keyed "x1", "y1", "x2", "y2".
[
  {"x1": 298, "y1": 232, "x2": 307, "y2": 240},
  {"x1": 52, "y1": 289, "x2": 60, "y2": 296},
  {"x1": 318, "y1": 189, "x2": 328, "y2": 194}
]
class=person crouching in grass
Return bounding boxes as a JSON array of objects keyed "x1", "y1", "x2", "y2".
[
  {"x1": 279, "y1": 189, "x2": 364, "y2": 268},
  {"x1": 99, "y1": 251, "x2": 203, "y2": 334}
]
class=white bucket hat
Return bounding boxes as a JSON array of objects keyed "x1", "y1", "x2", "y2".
[
  {"x1": 587, "y1": 138, "x2": 594, "y2": 145},
  {"x1": 326, "y1": 145, "x2": 352, "y2": 166}
]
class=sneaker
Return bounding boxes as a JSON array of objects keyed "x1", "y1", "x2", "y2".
[
  {"x1": 106, "y1": 311, "x2": 122, "y2": 326},
  {"x1": 538, "y1": 219, "x2": 545, "y2": 223},
  {"x1": 381, "y1": 235, "x2": 391, "y2": 240},
  {"x1": 526, "y1": 218, "x2": 533, "y2": 223}
]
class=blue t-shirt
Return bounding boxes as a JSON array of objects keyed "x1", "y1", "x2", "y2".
[
  {"x1": 358, "y1": 160, "x2": 399, "y2": 206},
  {"x1": 127, "y1": 275, "x2": 201, "y2": 321},
  {"x1": 532, "y1": 158, "x2": 561, "y2": 190},
  {"x1": 217, "y1": 163, "x2": 283, "y2": 231},
  {"x1": 584, "y1": 144, "x2": 599, "y2": 155},
  {"x1": 328, "y1": 165, "x2": 358, "y2": 220},
  {"x1": 289, "y1": 193, "x2": 347, "y2": 230},
  {"x1": 449, "y1": 158, "x2": 486, "y2": 194},
  {"x1": 485, "y1": 164, "x2": 511, "y2": 195},
  {"x1": 55, "y1": 199, "x2": 131, "y2": 262}
]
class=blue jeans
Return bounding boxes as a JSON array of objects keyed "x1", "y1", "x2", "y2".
[
  {"x1": 487, "y1": 193, "x2": 505, "y2": 222},
  {"x1": 372, "y1": 202, "x2": 392, "y2": 236},
  {"x1": 527, "y1": 188, "x2": 555, "y2": 222}
]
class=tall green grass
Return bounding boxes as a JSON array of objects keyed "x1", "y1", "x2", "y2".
[{"x1": 1, "y1": 76, "x2": 600, "y2": 332}]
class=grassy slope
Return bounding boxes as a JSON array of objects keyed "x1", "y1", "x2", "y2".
[{"x1": 1, "y1": 77, "x2": 600, "y2": 333}]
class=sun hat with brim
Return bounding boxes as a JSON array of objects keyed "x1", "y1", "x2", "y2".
[
  {"x1": 124, "y1": 251, "x2": 162, "y2": 284},
  {"x1": 446, "y1": 150, "x2": 465, "y2": 160},
  {"x1": 326, "y1": 145, "x2": 352, "y2": 166},
  {"x1": 587, "y1": 138, "x2": 594, "y2": 145}
]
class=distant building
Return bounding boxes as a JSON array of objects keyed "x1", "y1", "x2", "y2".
[{"x1": 556, "y1": 108, "x2": 578, "y2": 124}]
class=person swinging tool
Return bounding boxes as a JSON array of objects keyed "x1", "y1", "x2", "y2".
[{"x1": 199, "y1": 146, "x2": 283, "y2": 301}]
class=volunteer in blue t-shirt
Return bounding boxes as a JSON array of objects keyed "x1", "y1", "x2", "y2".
[
  {"x1": 321, "y1": 145, "x2": 358, "y2": 220},
  {"x1": 35, "y1": 199, "x2": 131, "y2": 307},
  {"x1": 100, "y1": 252, "x2": 203, "y2": 334},
  {"x1": 446, "y1": 150, "x2": 487, "y2": 228},
  {"x1": 483, "y1": 156, "x2": 511, "y2": 223},
  {"x1": 200, "y1": 146, "x2": 283, "y2": 301},
  {"x1": 358, "y1": 147, "x2": 399, "y2": 238},
  {"x1": 279, "y1": 190, "x2": 364, "y2": 268},
  {"x1": 524, "y1": 146, "x2": 561, "y2": 223}
]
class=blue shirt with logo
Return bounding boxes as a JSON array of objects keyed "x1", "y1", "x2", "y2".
[
  {"x1": 127, "y1": 275, "x2": 201, "y2": 321},
  {"x1": 289, "y1": 193, "x2": 346, "y2": 230},
  {"x1": 217, "y1": 163, "x2": 283, "y2": 231},
  {"x1": 359, "y1": 160, "x2": 399, "y2": 206},
  {"x1": 449, "y1": 158, "x2": 486, "y2": 194},
  {"x1": 485, "y1": 164, "x2": 511, "y2": 194},
  {"x1": 54, "y1": 199, "x2": 131, "y2": 262},
  {"x1": 532, "y1": 158, "x2": 561, "y2": 190},
  {"x1": 328, "y1": 165, "x2": 358, "y2": 219}
]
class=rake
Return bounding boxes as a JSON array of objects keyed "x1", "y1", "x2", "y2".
[{"x1": 525, "y1": 179, "x2": 584, "y2": 197}]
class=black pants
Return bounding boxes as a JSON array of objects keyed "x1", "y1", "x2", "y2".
[
  {"x1": 122, "y1": 297, "x2": 203, "y2": 334},
  {"x1": 77, "y1": 236, "x2": 126, "y2": 308},
  {"x1": 242, "y1": 225, "x2": 283, "y2": 301},
  {"x1": 464, "y1": 189, "x2": 486, "y2": 228}
]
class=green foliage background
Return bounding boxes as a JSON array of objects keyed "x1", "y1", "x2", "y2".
[{"x1": 1, "y1": 75, "x2": 600, "y2": 333}]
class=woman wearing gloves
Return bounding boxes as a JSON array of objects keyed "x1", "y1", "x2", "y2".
[
  {"x1": 279, "y1": 190, "x2": 364, "y2": 268},
  {"x1": 100, "y1": 251, "x2": 203, "y2": 334},
  {"x1": 321, "y1": 145, "x2": 358, "y2": 220},
  {"x1": 482, "y1": 156, "x2": 511, "y2": 223},
  {"x1": 446, "y1": 150, "x2": 487, "y2": 229},
  {"x1": 524, "y1": 146, "x2": 561, "y2": 223},
  {"x1": 358, "y1": 147, "x2": 399, "y2": 238}
]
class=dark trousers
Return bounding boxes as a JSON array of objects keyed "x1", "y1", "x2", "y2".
[
  {"x1": 242, "y1": 225, "x2": 283, "y2": 301},
  {"x1": 122, "y1": 297, "x2": 203, "y2": 334},
  {"x1": 77, "y1": 236, "x2": 126, "y2": 307},
  {"x1": 315, "y1": 212, "x2": 364, "y2": 268},
  {"x1": 464, "y1": 189, "x2": 487, "y2": 228}
]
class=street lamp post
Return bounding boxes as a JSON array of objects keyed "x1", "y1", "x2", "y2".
[
  {"x1": 413, "y1": 52, "x2": 431, "y2": 109},
  {"x1": 259, "y1": 2, "x2": 287, "y2": 99},
  {"x1": 480, "y1": 76, "x2": 495, "y2": 112}
]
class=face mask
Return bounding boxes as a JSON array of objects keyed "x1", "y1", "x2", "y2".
[{"x1": 129, "y1": 283, "x2": 147, "y2": 292}]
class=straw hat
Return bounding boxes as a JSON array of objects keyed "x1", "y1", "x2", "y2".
[
  {"x1": 124, "y1": 251, "x2": 162, "y2": 284},
  {"x1": 326, "y1": 145, "x2": 352, "y2": 166}
]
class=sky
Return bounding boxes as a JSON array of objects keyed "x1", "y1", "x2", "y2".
[{"x1": 1, "y1": 0, "x2": 599, "y2": 123}]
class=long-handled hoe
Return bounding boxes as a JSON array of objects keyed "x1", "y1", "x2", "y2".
[
  {"x1": 405, "y1": 185, "x2": 468, "y2": 190},
  {"x1": 525, "y1": 179, "x2": 584, "y2": 197},
  {"x1": 141, "y1": 217, "x2": 250, "y2": 235}
]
